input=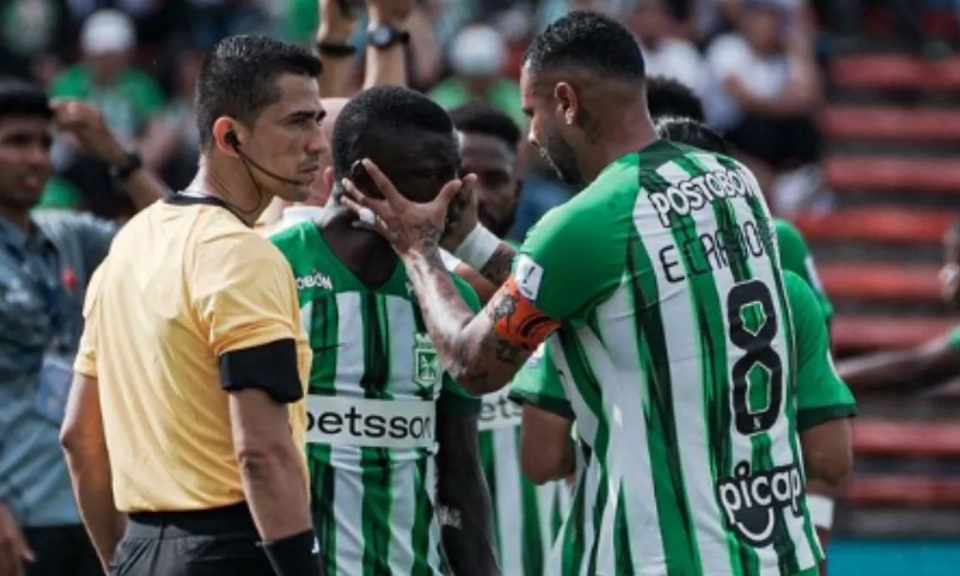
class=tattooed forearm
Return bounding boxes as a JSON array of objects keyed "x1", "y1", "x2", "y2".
[
  {"x1": 403, "y1": 250, "x2": 527, "y2": 394},
  {"x1": 477, "y1": 243, "x2": 517, "y2": 285}
]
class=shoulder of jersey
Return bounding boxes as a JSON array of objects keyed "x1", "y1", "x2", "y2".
[{"x1": 267, "y1": 220, "x2": 315, "y2": 247}]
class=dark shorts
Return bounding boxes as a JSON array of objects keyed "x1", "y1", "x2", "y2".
[
  {"x1": 24, "y1": 524, "x2": 102, "y2": 576},
  {"x1": 110, "y1": 502, "x2": 274, "y2": 576}
]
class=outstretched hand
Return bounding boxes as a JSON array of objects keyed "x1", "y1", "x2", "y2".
[{"x1": 339, "y1": 158, "x2": 476, "y2": 257}]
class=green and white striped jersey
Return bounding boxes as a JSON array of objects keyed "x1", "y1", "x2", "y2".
[
  {"x1": 504, "y1": 141, "x2": 845, "y2": 576},
  {"x1": 270, "y1": 222, "x2": 482, "y2": 576},
  {"x1": 478, "y1": 344, "x2": 572, "y2": 575}
]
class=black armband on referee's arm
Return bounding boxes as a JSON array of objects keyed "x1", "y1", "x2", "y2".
[
  {"x1": 260, "y1": 529, "x2": 324, "y2": 576},
  {"x1": 219, "y1": 339, "x2": 303, "y2": 403}
]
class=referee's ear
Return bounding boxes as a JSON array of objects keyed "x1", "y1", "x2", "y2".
[{"x1": 212, "y1": 117, "x2": 242, "y2": 158}]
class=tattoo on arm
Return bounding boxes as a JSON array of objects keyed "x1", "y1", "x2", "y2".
[
  {"x1": 576, "y1": 107, "x2": 604, "y2": 144},
  {"x1": 477, "y1": 244, "x2": 516, "y2": 285}
]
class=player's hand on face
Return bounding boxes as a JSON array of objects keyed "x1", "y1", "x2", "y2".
[
  {"x1": 52, "y1": 100, "x2": 127, "y2": 167},
  {"x1": 340, "y1": 158, "x2": 476, "y2": 256},
  {"x1": 0, "y1": 501, "x2": 34, "y2": 576},
  {"x1": 439, "y1": 177, "x2": 479, "y2": 252}
]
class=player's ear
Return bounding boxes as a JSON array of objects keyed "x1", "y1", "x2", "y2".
[
  {"x1": 554, "y1": 82, "x2": 578, "y2": 126},
  {"x1": 513, "y1": 178, "x2": 524, "y2": 201},
  {"x1": 323, "y1": 166, "x2": 334, "y2": 190}
]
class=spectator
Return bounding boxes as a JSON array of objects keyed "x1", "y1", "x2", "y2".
[
  {"x1": 428, "y1": 23, "x2": 524, "y2": 127},
  {"x1": 49, "y1": 10, "x2": 164, "y2": 149},
  {"x1": 48, "y1": 9, "x2": 168, "y2": 219},
  {"x1": 629, "y1": 0, "x2": 708, "y2": 97},
  {"x1": 0, "y1": 80, "x2": 164, "y2": 576},
  {"x1": 704, "y1": 0, "x2": 821, "y2": 212}
]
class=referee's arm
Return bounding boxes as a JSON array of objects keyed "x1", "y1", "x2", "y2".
[
  {"x1": 198, "y1": 237, "x2": 321, "y2": 574},
  {"x1": 61, "y1": 269, "x2": 125, "y2": 571}
]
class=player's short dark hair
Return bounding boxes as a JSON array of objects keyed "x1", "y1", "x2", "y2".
[
  {"x1": 655, "y1": 116, "x2": 729, "y2": 155},
  {"x1": 331, "y1": 85, "x2": 457, "y2": 179},
  {"x1": 0, "y1": 78, "x2": 52, "y2": 123},
  {"x1": 195, "y1": 35, "x2": 322, "y2": 149},
  {"x1": 646, "y1": 75, "x2": 705, "y2": 122},
  {"x1": 449, "y1": 104, "x2": 521, "y2": 151},
  {"x1": 523, "y1": 11, "x2": 644, "y2": 82}
]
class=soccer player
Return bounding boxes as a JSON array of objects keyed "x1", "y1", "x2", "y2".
[
  {"x1": 340, "y1": 11, "x2": 848, "y2": 575},
  {"x1": 445, "y1": 103, "x2": 570, "y2": 575},
  {"x1": 650, "y1": 115, "x2": 854, "y2": 574},
  {"x1": 60, "y1": 36, "x2": 326, "y2": 576},
  {"x1": 838, "y1": 218, "x2": 960, "y2": 391},
  {"x1": 269, "y1": 86, "x2": 498, "y2": 576},
  {"x1": 645, "y1": 79, "x2": 835, "y2": 328}
]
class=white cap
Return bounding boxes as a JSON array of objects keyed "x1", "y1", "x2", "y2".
[
  {"x1": 81, "y1": 9, "x2": 136, "y2": 55},
  {"x1": 449, "y1": 25, "x2": 506, "y2": 76}
]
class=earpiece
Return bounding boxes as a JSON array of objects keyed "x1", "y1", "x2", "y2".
[{"x1": 225, "y1": 130, "x2": 240, "y2": 148}]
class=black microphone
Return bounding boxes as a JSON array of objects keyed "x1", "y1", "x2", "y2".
[{"x1": 226, "y1": 131, "x2": 314, "y2": 186}]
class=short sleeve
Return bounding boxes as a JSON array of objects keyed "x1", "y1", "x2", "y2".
[
  {"x1": 437, "y1": 275, "x2": 483, "y2": 414},
  {"x1": 947, "y1": 325, "x2": 960, "y2": 351},
  {"x1": 191, "y1": 232, "x2": 302, "y2": 356},
  {"x1": 74, "y1": 264, "x2": 105, "y2": 378},
  {"x1": 508, "y1": 341, "x2": 574, "y2": 420},
  {"x1": 775, "y1": 219, "x2": 833, "y2": 324},
  {"x1": 513, "y1": 183, "x2": 627, "y2": 326},
  {"x1": 786, "y1": 271, "x2": 857, "y2": 431}
]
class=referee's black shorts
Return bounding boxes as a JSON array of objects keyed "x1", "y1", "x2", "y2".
[{"x1": 110, "y1": 502, "x2": 274, "y2": 576}]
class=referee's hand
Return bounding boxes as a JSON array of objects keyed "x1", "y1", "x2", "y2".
[{"x1": 0, "y1": 501, "x2": 34, "y2": 576}]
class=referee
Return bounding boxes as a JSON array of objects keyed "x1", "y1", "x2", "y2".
[{"x1": 58, "y1": 35, "x2": 328, "y2": 576}]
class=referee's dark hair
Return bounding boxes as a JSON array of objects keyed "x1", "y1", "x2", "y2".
[
  {"x1": 449, "y1": 104, "x2": 521, "y2": 150},
  {"x1": 523, "y1": 10, "x2": 645, "y2": 83},
  {"x1": 331, "y1": 86, "x2": 459, "y2": 199},
  {"x1": 195, "y1": 35, "x2": 322, "y2": 150},
  {"x1": 0, "y1": 78, "x2": 52, "y2": 122},
  {"x1": 655, "y1": 116, "x2": 729, "y2": 155},
  {"x1": 646, "y1": 76, "x2": 705, "y2": 123}
]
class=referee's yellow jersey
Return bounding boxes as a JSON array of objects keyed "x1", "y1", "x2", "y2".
[{"x1": 74, "y1": 194, "x2": 312, "y2": 513}]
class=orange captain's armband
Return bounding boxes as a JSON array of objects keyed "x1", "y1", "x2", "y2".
[{"x1": 493, "y1": 277, "x2": 561, "y2": 350}]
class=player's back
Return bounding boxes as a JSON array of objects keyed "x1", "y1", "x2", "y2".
[{"x1": 523, "y1": 141, "x2": 820, "y2": 575}]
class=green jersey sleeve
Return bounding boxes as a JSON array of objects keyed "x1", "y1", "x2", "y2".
[
  {"x1": 775, "y1": 219, "x2": 834, "y2": 326},
  {"x1": 508, "y1": 341, "x2": 575, "y2": 420},
  {"x1": 514, "y1": 159, "x2": 635, "y2": 326},
  {"x1": 785, "y1": 270, "x2": 856, "y2": 431},
  {"x1": 437, "y1": 274, "x2": 483, "y2": 414},
  {"x1": 947, "y1": 325, "x2": 960, "y2": 351}
]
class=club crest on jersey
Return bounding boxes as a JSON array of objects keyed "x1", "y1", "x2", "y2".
[
  {"x1": 716, "y1": 460, "x2": 804, "y2": 548},
  {"x1": 413, "y1": 333, "x2": 440, "y2": 388}
]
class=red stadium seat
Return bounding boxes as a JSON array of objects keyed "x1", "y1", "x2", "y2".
[
  {"x1": 831, "y1": 315, "x2": 957, "y2": 352},
  {"x1": 824, "y1": 157, "x2": 960, "y2": 194},
  {"x1": 819, "y1": 106, "x2": 960, "y2": 141},
  {"x1": 817, "y1": 263, "x2": 942, "y2": 302},
  {"x1": 853, "y1": 419, "x2": 960, "y2": 459},
  {"x1": 843, "y1": 476, "x2": 960, "y2": 507},
  {"x1": 792, "y1": 209, "x2": 954, "y2": 244},
  {"x1": 831, "y1": 55, "x2": 960, "y2": 90}
]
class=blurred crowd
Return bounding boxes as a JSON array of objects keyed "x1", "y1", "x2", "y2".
[{"x1": 0, "y1": 0, "x2": 956, "y2": 236}]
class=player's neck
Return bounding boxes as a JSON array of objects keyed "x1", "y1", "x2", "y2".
[
  {"x1": 580, "y1": 107, "x2": 659, "y2": 183},
  {"x1": 190, "y1": 158, "x2": 271, "y2": 226},
  {"x1": 318, "y1": 207, "x2": 398, "y2": 289}
]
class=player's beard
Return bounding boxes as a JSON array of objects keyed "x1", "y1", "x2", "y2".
[{"x1": 539, "y1": 123, "x2": 583, "y2": 186}]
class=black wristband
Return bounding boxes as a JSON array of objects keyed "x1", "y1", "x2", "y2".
[
  {"x1": 260, "y1": 529, "x2": 324, "y2": 576},
  {"x1": 109, "y1": 150, "x2": 143, "y2": 181},
  {"x1": 317, "y1": 41, "x2": 358, "y2": 58}
]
